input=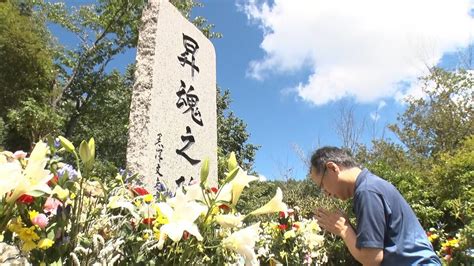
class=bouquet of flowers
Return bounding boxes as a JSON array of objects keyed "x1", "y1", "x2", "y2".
[
  {"x1": 256, "y1": 208, "x2": 327, "y2": 265},
  {"x1": 0, "y1": 136, "x2": 327, "y2": 265}
]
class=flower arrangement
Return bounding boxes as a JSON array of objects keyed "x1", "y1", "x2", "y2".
[
  {"x1": 256, "y1": 209, "x2": 327, "y2": 265},
  {"x1": 426, "y1": 226, "x2": 473, "y2": 264},
  {"x1": 0, "y1": 137, "x2": 327, "y2": 265}
]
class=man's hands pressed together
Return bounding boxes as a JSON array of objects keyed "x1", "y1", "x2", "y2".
[
  {"x1": 315, "y1": 208, "x2": 383, "y2": 266},
  {"x1": 314, "y1": 208, "x2": 351, "y2": 238}
]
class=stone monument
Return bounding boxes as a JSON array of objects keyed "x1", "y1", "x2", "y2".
[{"x1": 127, "y1": 0, "x2": 217, "y2": 193}]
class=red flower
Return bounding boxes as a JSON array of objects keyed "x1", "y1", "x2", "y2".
[
  {"x1": 183, "y1": 231, "x2": 190, "y2": 240},
  {"x1": 210, "y1": 187, "x2": 218, "y2": 193},
  {"x1": 132, "y1": 187, "x2": 150, "y2": 196},
  {"x1": 279, "y1": 211, "x2": 286, "y2": 218},
  {"x1": 47, "y1": 175, "x2": 59, "y2": 186},
  {"x1": 142, "y1": 218, "x2": 155, "y2": 225},
  {"x1": 17, "y1": 194, "x2": 35, "y2": 204},
  {"x1": 219, "y1": 204, "x2": 230, "y2": 212},
  {"x1": 130, "y1": 219, "x2": 137, "y2": 229},
  {"x1": 278, "y1": 224, "x2": 288, "y2": 230}
]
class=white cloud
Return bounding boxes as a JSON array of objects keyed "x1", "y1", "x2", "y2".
[
  {"x1": 241, "y1": 0, "x2": 474, "y2": 105},
  {"x1": 258, "y1": 174, "x2": 267, "y2": 182},
  {"x1": 378, "y1": 100, "x2": 387, "y2": 110}
]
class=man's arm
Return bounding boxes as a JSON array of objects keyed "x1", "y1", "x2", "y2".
[{"x1": 315, "y1": 208, "x2": 383, "y2": 266}]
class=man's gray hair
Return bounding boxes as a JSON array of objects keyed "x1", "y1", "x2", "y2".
[{"x1": 310, "y1": 146, "x2": 360, "y2": 174}]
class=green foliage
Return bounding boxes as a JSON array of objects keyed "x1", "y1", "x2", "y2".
[
  {"x1": 353, "y1": 68, "x2": 473, "y2": 263},
  {"x1": 217, "y1": 88, "x2": 260, "y2": 175},
  {"x1": 0, "y1": 118, "x2": 5, "y2": 150},
  {"x1": 430, "y1": 136, "x2": 474, "y2": 229},
  {"x1": 0, "y1": 0, "x2": 239, "y2": 174},
  {"x1": 7, "y1": 98, "x2": 65, "y2": 149},
  {"x1": 389, "y1": 68, "x2": 474, "y2": 158},
  {"x1": 69, "y1": 68, "x2": 133, "y2": 169},
  {"x1": 0, "y1": 0, "x2": 60, "y2": 149}
]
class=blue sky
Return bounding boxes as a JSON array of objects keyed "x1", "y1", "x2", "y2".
[
  {"x1": 190, "y1": 0, "x2": 474, "y2": 180},
  {"x1": 53, "y1": 0, "x2": 474, "y2": 180}
]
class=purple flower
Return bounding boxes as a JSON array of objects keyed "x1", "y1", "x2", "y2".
[
  {"x1": 58, "y1": 164, "x2": 78, "y2": 180},
  {"x1": 54, "y1": 138, "x2": 61, "y2": 149}
]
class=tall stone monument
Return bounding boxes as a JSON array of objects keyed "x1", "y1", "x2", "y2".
[{"x1": 127, "y1": 0, "x2": 217, "y2": 193}]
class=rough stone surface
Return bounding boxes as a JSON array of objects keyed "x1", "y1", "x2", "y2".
[
  {"x1": 127, "y1": 0, "x2": 217, "y2": 193},
  {"x1": 0, "y1": 243, "x2": 30, "y2": 265}
]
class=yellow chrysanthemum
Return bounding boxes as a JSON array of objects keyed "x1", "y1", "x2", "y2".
[
  {"x1": 22, "y1": 240, "x2": 36, "y2": 252},
  {"x1": 143, "y1": 233, "x2": 149, "y2": 240},
  {"x1": 143, "y1": 194, "x2": 153, "y2": 203},
  {"x1": 18, "y1": 226, "x2": 40, "y2": 242},
  {"x1": 37, "y1": 238, "x2": 54, "y2": 250},
  {"x1": 154, "y1": 206, "x2": 169, "y2": 225},
  {"x1": 29, "y1": 210, "x2": 39, "y2": 221},
  {"x1": 153, "y1": 228, "x2": 161, "y2": 239},
  {"x1": 7, "y1": 218, "x2": 23, "y2": 233},
  {"x1": 428, "y1": 234, "x2": 439, "y2": 242}
]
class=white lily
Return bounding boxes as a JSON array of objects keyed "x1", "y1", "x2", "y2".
[
  {"x1": 183, "y1": 183, "x2": 206, "y2": 203},
  {"x1": 156, "y1": 199, "x2": 207, "y2": 249},
  {"x1": 6, "y1": 141, "x2": 52, "y2": 203},
  {"x1": 215, "y1": 213, "x2": 244, "y2": 228},
  {"x1": 230, "y1": 167, "x2": 259, "y2": 206},
  {"x1": 223, "y1": 223, "x2": 261, "y2": 266},
  {"x1": 249, "y1": 188, "x2": 287, "y2": 216},
  {"x1": 108, "y1": 196, "x2": 139, "y2": 219},
  {"x1": 0, "y1": 161, "x2": 22, "y2": 198}
]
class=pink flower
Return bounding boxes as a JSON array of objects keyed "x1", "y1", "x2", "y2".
[
  {"x1": 13, "y1": 150, "x2": 27, "y2": 160},
  {"x1": 44, "y1": 197, "x2": 63, "y2": 215},
  {"x1": 32, "y1": 213, "x2": 49, "y2": 229}
]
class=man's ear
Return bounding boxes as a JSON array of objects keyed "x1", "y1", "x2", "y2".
[{"x1": 326, "y1": 162, "x2": 340, "y2": 174}]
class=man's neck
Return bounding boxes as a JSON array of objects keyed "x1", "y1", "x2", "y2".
[{"x1": 340, "y1": 167, "x2": 362, "y2": 199}]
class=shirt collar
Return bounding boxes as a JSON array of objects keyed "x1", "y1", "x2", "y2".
[{"x1": 355, "y1": 168, "x2": 369, "y2": 191}]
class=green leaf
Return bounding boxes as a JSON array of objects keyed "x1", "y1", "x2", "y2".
[
  {"x1": 224, "y1": 167, "x2": 239, "y2": 184},
  {"x1": 26, "y1": 190, "x2": 46, "y2": 197}
]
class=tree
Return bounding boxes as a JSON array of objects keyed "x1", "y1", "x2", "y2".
[
  {"x1": 0, "y1": 0, "x2": 61, "y2": 150},
  {"x1": 389, "y1": 67, "x2": 473, "y2": 158},
  {"x1": 217, "y1": 87, "x2": 259, "y2": 174},
  {"x1": 1, "y1": 0, "x2": 259, "y2": 182},
  {"x1": 333, "y1": 101, "x2": 365, "y2": 155}
]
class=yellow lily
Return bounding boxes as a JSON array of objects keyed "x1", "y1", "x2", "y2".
[
  {"x1": 6, "y1": 141, "x2": 52, "y2": 203},
  {"x1": 230, "y1": 167, "x2": 259, "y2": 206},
  {"x1": 249, "y1": 188, "x2": 287, "y2": 216}
]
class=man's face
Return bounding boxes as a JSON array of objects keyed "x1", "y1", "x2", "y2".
[{"x1": 310, "y1": 165, "x2": 339, "y2": 199}]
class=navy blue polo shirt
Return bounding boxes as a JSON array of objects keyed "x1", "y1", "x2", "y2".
[{"x1": 353, "y1": 169, "x2": 441, "y2": 265}]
